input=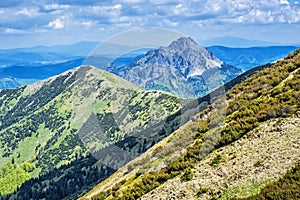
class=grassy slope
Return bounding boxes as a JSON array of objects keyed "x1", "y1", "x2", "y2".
[
  {"x1": 0, "y1": 66, "x2": 183, "y2": 197},
  {"x1": 82, "y1": 49, "x2": 300, "y2": 200}
]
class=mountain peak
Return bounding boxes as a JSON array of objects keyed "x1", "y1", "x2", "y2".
[
  {"x1": 114, "y1": 37, "x2": 241, "y2": 98},
  {"x1": 168, "y1": 37, "x2": 199, "y2": 50},
  {"x1": 164, "y1": 36, "x2": 218, "y2": 60}
]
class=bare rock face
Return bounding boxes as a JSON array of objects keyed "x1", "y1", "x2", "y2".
[{"x1": 114, "y1": 37, "x2": 242, "y2": 98}]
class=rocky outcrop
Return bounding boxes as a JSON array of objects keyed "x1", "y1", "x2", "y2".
[{"x1": 113, "y1": 37, "x2": 242, "y2": 98}]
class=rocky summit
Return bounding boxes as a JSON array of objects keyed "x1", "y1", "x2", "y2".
[{"x1": 114, "y1": 37, "x2": 242, "y2": 98}]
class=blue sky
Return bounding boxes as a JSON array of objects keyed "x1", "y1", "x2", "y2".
[{"x1": 0, "y1": 0, "x2": 300, "y2": 48}]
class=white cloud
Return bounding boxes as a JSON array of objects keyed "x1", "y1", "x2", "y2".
[
  {"x1": 173, "y1": 3, "x2": 187, "y2": 15},
  {"x1": 81, "y1": 20, "x2": 97, "y2": 27},
  {"x1": 115, "y1": 22, "x2": 132, "y2": 27},
  {"x1": 280, "y1": 0, "x2": 290, "y2": 5},
  {"x1": 1, "y1": 0, "x2": 300, "y2": 49},
  {"x1": 48, "y1": 18, "x2": 65, "y2": 29},
  {"x1": 193, "y1": 0, "x2": 300, "y2": 24},
  {"x1": 118, "y1": 16, "x2": 130, "y2": 22},
  {"x1": 4, "y1": 28, "x2": 26, "y2": 34},
  {"x1": 148, "y1": 0, "x2": 180, "y2": 5},
  {"x1": 89, "y1": 4, "x2": 122, "y2": 16},
  {"x1": 44, "y1": 4, "x2": 70, "y2": 10},
  {"x1": 16, "y1": 7, "x2": 39, "y2": 17},
  {"x1": 118, "y1": 0, "x2": 146, "y2": 4},
  {"x1": 163, "y1": 19, "x2": 178, "y2": 27}
]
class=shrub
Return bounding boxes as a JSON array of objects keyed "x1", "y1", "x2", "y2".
[
  {"x1": 197, "y1": 187, "x2": 208, "y2": 197},
  {"x1": 198, "y1": 119, "x2": 209, "y2": 133},
  {"x1": 210, "y1": 154, "x2": 222, "y2": 167},
  {"x1": 254, "y1": 160, "x2": 264, "y2": 167},
  {"x1": 180, "y1": 168, "x2": 194, "y2": 182}
]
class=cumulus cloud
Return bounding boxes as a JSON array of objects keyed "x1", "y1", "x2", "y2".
[
  {"x1": 48, "y1": 17, "x2": 65, "y2": 29},
  {"x1": 173, "y1": 3, "x2": 187, "y2": 15},
  {"x1": 44, "y1": 4, "x2": 71, "y2": 11},
  {"x1": 118, "y1": 0, "x2": 147, "y2": 4},
  {"x1": 280, "y1": 0, "x2": 290, "y2": 5},
  {"x1": 1, "y1": 0, "x2": 299, "y2": 33},
  {"x1": 90, "y1": 4, "x2": 122, "y2": 16},
  {"x1": 80, "y1": 20, "x2": 97, "y2": 27},
  {"x1": 190, "y1": 0, "x2": 300, "y2": 24},
  {"x1": 16, "y1": 7, "x2": 40, "y2": 17},
  {"x1": 0, "y1": 0, "x2": 299, "y2": 48},
  {"x1": 4, "y1": 28, "x2": 26, "y2": 34}
]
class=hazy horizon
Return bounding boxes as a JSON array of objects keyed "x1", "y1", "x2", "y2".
[{"x1": 0, "y1": 0, "x2": 299, "y2": 49}]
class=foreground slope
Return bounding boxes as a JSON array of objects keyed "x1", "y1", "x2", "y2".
[
  {"x1": 141, "y1": 117, "x2": 300, "y2": 200},
  {"x1": 0, "y1": 66, "x2": 182, "y2": 199},
  {"x1": 82, "y1": 49, "x2": 300, "y2": 200}
]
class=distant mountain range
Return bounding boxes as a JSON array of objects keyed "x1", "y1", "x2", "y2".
[
  {"x1": 200, "y1": 36, "x2": 286, "y2": 47},
  {"x1": 206, "y1": 45, "x2": 299, "y2": 71},
  {"x1": 0, "y1": 58, "x2": 84, "y2": 89},
  {"x1": 0, "y1": 38, "x2": 297, "y2": 91},
  {"x1": 0, "y1": 41, "x2": 99, "y2": 57},
  {"x1": 0, "y1": 41, "x2": 100, "y2": 89}
]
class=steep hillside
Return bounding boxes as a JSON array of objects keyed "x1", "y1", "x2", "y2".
[
  {"x1": 109, "y1": 37, "x2": 242, "y2": 98},
  {"x1": 0, "y1": 66, "x2": 182, "y2": 199},
  {"x1": 82, "y1": 49, "x2": 300, "y2": 200}
]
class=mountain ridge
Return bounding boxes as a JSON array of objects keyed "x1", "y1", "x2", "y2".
[
  {"x1": 206, "y1": 45, "x2": 299, "y2": 71},
  {"x1": 1, "y1": 39, "x2": 297, "y2": 91},
  {"x1": 200, "y1": 36, "x2": 283, "y2": 47}
]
